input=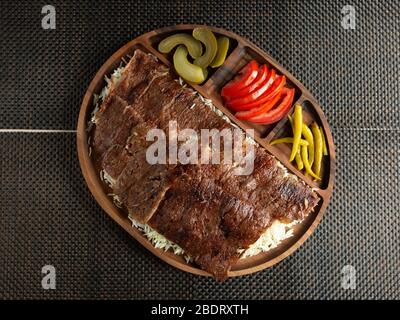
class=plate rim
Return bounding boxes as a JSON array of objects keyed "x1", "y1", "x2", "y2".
[{"x1": 76, "y1": 24, "x2": 336, "y2": 278}]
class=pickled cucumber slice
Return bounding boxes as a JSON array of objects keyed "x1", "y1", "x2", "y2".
[
  {"x1": 210, "y1": 36, "x2": 230, "y2": 68},
  {"x1": 173, "y1": 45, "x2": 208, "y2": 84},
  {"x1": 158, "y1": 33, "x2": 203, "y2": 59},
  {"x1": 193, "y1": 28, "x2": 218, "y2": 68}
]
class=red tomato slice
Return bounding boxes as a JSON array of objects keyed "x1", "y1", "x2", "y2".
[
  {"x1": 226, "y1": 69, "x2": 276, "y2": 107},
  {"x1": 247, "y1": 88, "x2": 295, "y2": 124},
  {"x1": 227, "y1": 74, "x2": 285, "y2": 111},
  {"x1": 221, "y1": 60, "x2": 258, "y2": 98},
  {"x1": 235, "y1": 89, "x2": 283, "y2": 120},
  {"x1": 225, "y1": 64, "x2": 269, "y2": 100}
]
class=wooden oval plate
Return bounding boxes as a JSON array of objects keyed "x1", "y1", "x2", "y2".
[{"x1": 77, "y1": 25, "x2": 335, "y2": 278}]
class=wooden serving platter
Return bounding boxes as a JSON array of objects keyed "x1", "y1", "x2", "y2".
[{"x1": 77, "y1": 25, "x2": 335, "y2": 278}]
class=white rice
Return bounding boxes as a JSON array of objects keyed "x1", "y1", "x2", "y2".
[
  {"x1": 93, "y1": 61, "x2": 301, "y2": 263},
  {"x1": 128, "y1": 215, "x2": 192, "y2": 264},
  {"x1": 101, "y1": 169, "x2": 116, "y2": 188},
  {"x1": 240, "y1": 220, "x2": 299, "y2": 258}
]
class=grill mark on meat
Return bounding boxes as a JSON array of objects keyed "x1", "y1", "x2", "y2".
[
  {"x1": 179, "y1": 166, "x2": 275, "y2": 245},
  {"x1": 161, "y1": 93, "x2": 230, "y2": 132},
  {"x1": 148, "y1": 177, "x2": 237, "y2": 279},
  {"x1": 110, "y1": 111, "x2": 178, "y2": 223},
  {"x1": 102, "y1": 145, "x2": 131, "y2": 179},
  {"x1": 132, "y1": 77, "x2": 190, "y2": 129},
  {"x1": 131, "y1": 74, "x2": 230, "y2": 134},
  {"x1": 134, "y1": 71, "x2": 170, "y2": 102},
  {"x1": 148, "y1": 175, "x2": 272, "y2": 280},
  {"x1": 92, "y1": 95, "x2": 129, "y2": 159},
  {"x1": 97, "y1": 106, "x2": 144, "y2": 180},
  {"x1": 92, "y1": 53, "x2": 168, "y2": 160},
  {"x1": 216, "y1": 147, "x2": 319, "y2": 222},
  {"x1": 116, "y1": 158, "x2": 175, "y2": 224},
  {"x1": 112, "y1": 51, "x2": 168, "y2": 104},
  {"x1": 93, "y1": 51, "x2": 172, "y2": 172}
]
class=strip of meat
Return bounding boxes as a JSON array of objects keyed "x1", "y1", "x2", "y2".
[
  {"x1": 114, "y1": 154, "x2": 176, "y2": 224},
  {"x1": 92, "y1": 94, "x2": 129, "y2": 158},
  {"x1": 112, "y1": 50, "x2": 168, "y2": 105},
  {"x1": 148, "y1": 174, "x2": 272, "y2": 280},
  {"x1": 219, "y1": 147, "x2": 318, "y2": 222},
  {"x1": 110, "y1": 111, "x2": 178, "y2": 224},
  {"x1": 92, "y1": 50, "x2": 169, "y2": 161}
]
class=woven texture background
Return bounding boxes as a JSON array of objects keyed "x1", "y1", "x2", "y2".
[{"x1": 0, "y1": 0, "x2": 399, "y2": 299}]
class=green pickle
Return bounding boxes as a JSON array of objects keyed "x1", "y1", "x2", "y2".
[
  {"x1": 173, "y1": 45, "x2": 208, "y2": 84},
  {"x1": 210, "y1": 36, "x2": 230, "y2": 68},
  {"x1": 192, "y1": 28, "x2": 218, "y2": 68},
  {"x1": 158, "y1": 33, "x2": 203, "y2": 59}
]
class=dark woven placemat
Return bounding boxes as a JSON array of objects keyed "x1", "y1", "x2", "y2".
[{"x1": 0, "y1": 0, "x2": 399, "y2": 299}]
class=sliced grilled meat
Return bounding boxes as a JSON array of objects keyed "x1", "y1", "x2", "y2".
[{"x1": 91, "y1": 49, "x2": 319, "y2": 280}]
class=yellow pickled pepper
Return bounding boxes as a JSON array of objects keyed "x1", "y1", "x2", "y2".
[
  {"x1": 311, "y1": 122, "x2": 323, "y2": 178},
  {"x1": 289, "y1": 104, "x2": 302, "y2": 162}
]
